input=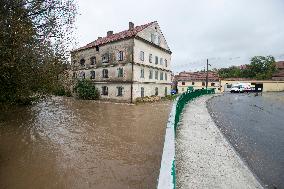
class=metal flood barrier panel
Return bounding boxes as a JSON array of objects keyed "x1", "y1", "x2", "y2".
[{"x1": 157, "y1": 88, "x2": 215, "y2": 189}]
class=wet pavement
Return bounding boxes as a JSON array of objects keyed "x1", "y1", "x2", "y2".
[
  {"x1": 207, "y1": 92, "x2": 284, "y2": 189},
  {"x1": 0, "y1": 97, "x2": 171, "y2": 189}
]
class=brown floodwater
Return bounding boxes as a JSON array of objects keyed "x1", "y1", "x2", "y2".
[{"x1": 0, "y1": 97, "x2": 171, "y2": 189}]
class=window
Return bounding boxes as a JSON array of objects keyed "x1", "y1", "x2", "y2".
[
  {"x1": 72, "y1": 72, "x2": 77, "y2": 78},
  {"x1": 160, "y1": 58, "x2": 163, "y2": 65},
  {"x1": 140, "y1": 68, "x2": 144, "y2": 78},
  {"x1": 155, "y1": 70, "x2": 158, "y2": 80},
  {"x1": 141, "y1": 87, "x2": 144, "y2": 98},
  {"x1": 102, "y1": 53, "x2": 109, "y2": 63},
  {"x1": 211, "y1": 83, "x2": 215, "y2": 86},
  {"x1": 157, "y1": 36, "x2": 161, "y2": 45},
  {"x1": 79, "y1": 71, "x2": 85, "y2": 79},
  {"x1": 160, "y1": 72, "x2": 163, "y2": 80},
  {"x1": 90, "y1": 56, "x2": 96, "y2": 65},
  {"x1": 140, "y1": 51, "x2": 144, "y2": 61},
  {"x1": 182, "y1": 88, "x2": 184, "y2": 91},
  {"x1": 155, "y1": 87, "x2": 158, "y2": 96},
  {"x1": 155, "y1": 56, "x2": 158, "y2": 64},
  {"x1": 95, "y1": 46, "x2": 99, "y2": 51},
  {"x1": 165, "y1": 59, "x2": 168, "y2": 67},
  {"x1": 151, "y1": 33, "x2": 155, "y2": 43},
  {"x1": 192, "y1": 82, "x2": 195, "y2": 85},
  {"x1": 165, "y1": 73, "x2": 167, "y2": 81},
  {"x1": 149, "y1": 70, "x2": 153, "y2": 79},
  {"x1": 102, "y1": 86, "x2": 108, "y2": 96},
  {"x1": 182, "y1": 82, "x2": 185, "y2": 85},
  {"x1": 117, "y1": 51, "x2": 124, "y2": 61},
  {"x1": 102, "y1": 69, "x2": 108, "y2": 78},
  {"x1": 202, "y1": 82, "x2": 205, "y2": 86},
  {"x1": 90, "y1": 71, "x2": 95, "y2": 79},
  {"x1": 149, "y1": 54, "x2": 153, "y2": 63},
  {"x1": 117, "y1": 86, "x2": 123, "y2": 96},
  {"x1": 165, "y1": 87, "x2": 167, "y2": 96},
  {"x1": 117, "y1": 67, "x2": 123, "y2": 77},
  {"x1": 80, "y1": 58, "x2": 85, "y2": 66}
]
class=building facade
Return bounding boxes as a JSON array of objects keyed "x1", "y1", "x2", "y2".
[
  {"x1": 175, "y1": 71, "x2": 220, "y2": 93},
  {"x1": 71, "y1": 21, "x2": 172, "y2": 102}
]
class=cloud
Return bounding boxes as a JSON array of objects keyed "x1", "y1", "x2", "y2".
[{"x1": 74, "y1": 0, "x2": 284, "y2": 72}]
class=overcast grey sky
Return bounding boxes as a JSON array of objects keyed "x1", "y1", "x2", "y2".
[{"x1": 74, "y1": 0, "x2": 284, "y2": 73}]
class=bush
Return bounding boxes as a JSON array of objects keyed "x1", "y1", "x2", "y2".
[{"x1": 74, "y1": 80, "x2": 100, "y2": 100}]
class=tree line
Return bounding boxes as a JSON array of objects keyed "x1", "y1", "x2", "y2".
[
  {"x1": 0, "y1": 0, "x2": 77, "y2": 105},
  {"x1": 218, "y1": 56, "x2": 277, "y2": 80}
]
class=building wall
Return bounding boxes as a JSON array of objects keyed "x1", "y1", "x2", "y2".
[
  {"x1": 70, "y1": 25, "x2": 172, "y2": 102},
  {"x1": 94, "y1": 83, "x2": 132, "y2": 102},
  {"x1": 74, "y1": 63, "x2": 132, "y2": 82},
  {"x1": 136, "y1": 22, "x2": 170, "y2": 51},
  {"x1": 133, "y1": 39, "x2": 171, "y2": 71},
  {"x1": 220, "y1": 80, "x2": 284, "y2": 92},
  {"x1": 132, "y1": 83, "x2": 171, "y2": 100},
  {"x1": 71, "y1": 39, "x2": 134, "y2": 71},
  {"x1": 132, "y1": 64, "x2": 171, "y2": 84},
  {"x1": 177, "y1": 81, "x2": 220, "y2": 93}
]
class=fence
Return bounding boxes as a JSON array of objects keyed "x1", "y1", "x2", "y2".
[{"x1": 157, "y1": 88, "x2": 215, "y2": 189}]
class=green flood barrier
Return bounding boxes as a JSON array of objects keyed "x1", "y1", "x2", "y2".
[{"x1": 157, "y1": 88, "x2": 215, "y2": 189}]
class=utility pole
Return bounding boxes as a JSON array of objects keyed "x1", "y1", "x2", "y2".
[
  {"x1": 205, "y1": 59, "x2": 209, "y2": 89},
  {"x1": 205, "y1": 59, "x2": 211, "y2": 90}
]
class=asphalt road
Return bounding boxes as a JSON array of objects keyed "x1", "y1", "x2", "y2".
[{"x1": 207, "y1": 92, "x2": 284, "y2": 189}]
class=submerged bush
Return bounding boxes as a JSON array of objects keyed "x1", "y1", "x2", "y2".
[{"x1": 74, "y1": 80, "x2": 100, "y2": 100}]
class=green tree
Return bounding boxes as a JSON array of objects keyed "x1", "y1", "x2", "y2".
[
  {"x1": 74, "y1": 80, "x2": 100, "y2": 100},
  {"x1": 250, "y1": 56, "x2": 276, "y2": 80},
  {"x1": 0, "y1": 0, "x2": 77, "y2": 104}
]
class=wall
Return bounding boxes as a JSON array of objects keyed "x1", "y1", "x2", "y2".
[
  {"x1": 133, "y1": 64, "x2": 171, "y2": 84},
  {"x1": 132, "y1": 83, "x2": 171, "y2": 100},
  {"x1": 177, "y1": 81, "x2": 220, "y2": 93},
  {"x1": 221, "y1": 80, "x2": 284, "y2": 92},
  {"x1": 133, "y1": 39, "x2": 171, "y2": 71},
  {"x1": 95, "y1": 83, "x2": 132, "y2": 102},
  {"x1": 71, "y1": 39, "x2": 134, "y2": 71}
]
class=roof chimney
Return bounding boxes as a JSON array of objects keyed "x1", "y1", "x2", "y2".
[
  {"x1": 107, "y1": 31, "x2": 113, "y2": 37},
  {"x1": 129, "y1": 22, "x2": 134, "y2": 30}
]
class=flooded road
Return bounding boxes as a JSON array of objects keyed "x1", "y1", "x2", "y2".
[
  {"x1": 0, "y1": 97, "x2": 171, "y2": 189},
  {"x1": 207, "y1": 93, "x2": 284, "y2": 189}
]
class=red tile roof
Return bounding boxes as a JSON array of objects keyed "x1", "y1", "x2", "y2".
[
  {"x1": 72, "y1": 21, "x2": 157, "y2": 52},
  {"x1": 175, "y1": 71, "x2": 219, "y2": 81},
  {"x1": 276, "y1": 61, "x2": 284, "y2": 69}
]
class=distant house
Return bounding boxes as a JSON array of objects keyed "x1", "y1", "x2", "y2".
[
  {"x1": 71, "y1": 21, "x2": 172, "y2": 102},
  {"x1": 174, "y1": 71, "x2": 220, "y2": 93},
  {"x1": 272, "y1": 61, "x2": 284, "y2": 80}
]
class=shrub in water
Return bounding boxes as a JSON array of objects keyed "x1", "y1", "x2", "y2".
[{"x1": 74, "y1": 80, "x2": 100, "y2": 100}]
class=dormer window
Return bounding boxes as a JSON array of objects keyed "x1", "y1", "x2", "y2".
[
  {"x1": 102, "y1": 53, "x2": 109, "y2": 63},
  {"x1": 80, "y1": 58, "x2": 85, "y2": 66}
]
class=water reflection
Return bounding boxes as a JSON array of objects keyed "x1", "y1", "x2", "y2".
[{"x1": 0, "y1": 97, "x2": 171, "y2": 189}]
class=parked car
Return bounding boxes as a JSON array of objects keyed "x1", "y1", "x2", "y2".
[{"x1": 171, "y1": 90, "x2": 177, "y2": 95}]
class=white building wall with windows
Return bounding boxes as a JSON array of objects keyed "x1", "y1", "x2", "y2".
[{"x1": 71, "y1": 21, "x2": 172, "y2": 103}]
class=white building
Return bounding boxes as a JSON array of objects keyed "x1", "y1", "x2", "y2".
[{"x1": 71, "y1": 21, "x2": 172, "y2": 102}]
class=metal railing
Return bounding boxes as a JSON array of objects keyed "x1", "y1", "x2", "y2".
[
  {"x1": 157, "y1": 88, "x2": 215, "y2": 189},
  {"x1": 174, "y1": 88, "x2": 215, "y2": 130}
]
